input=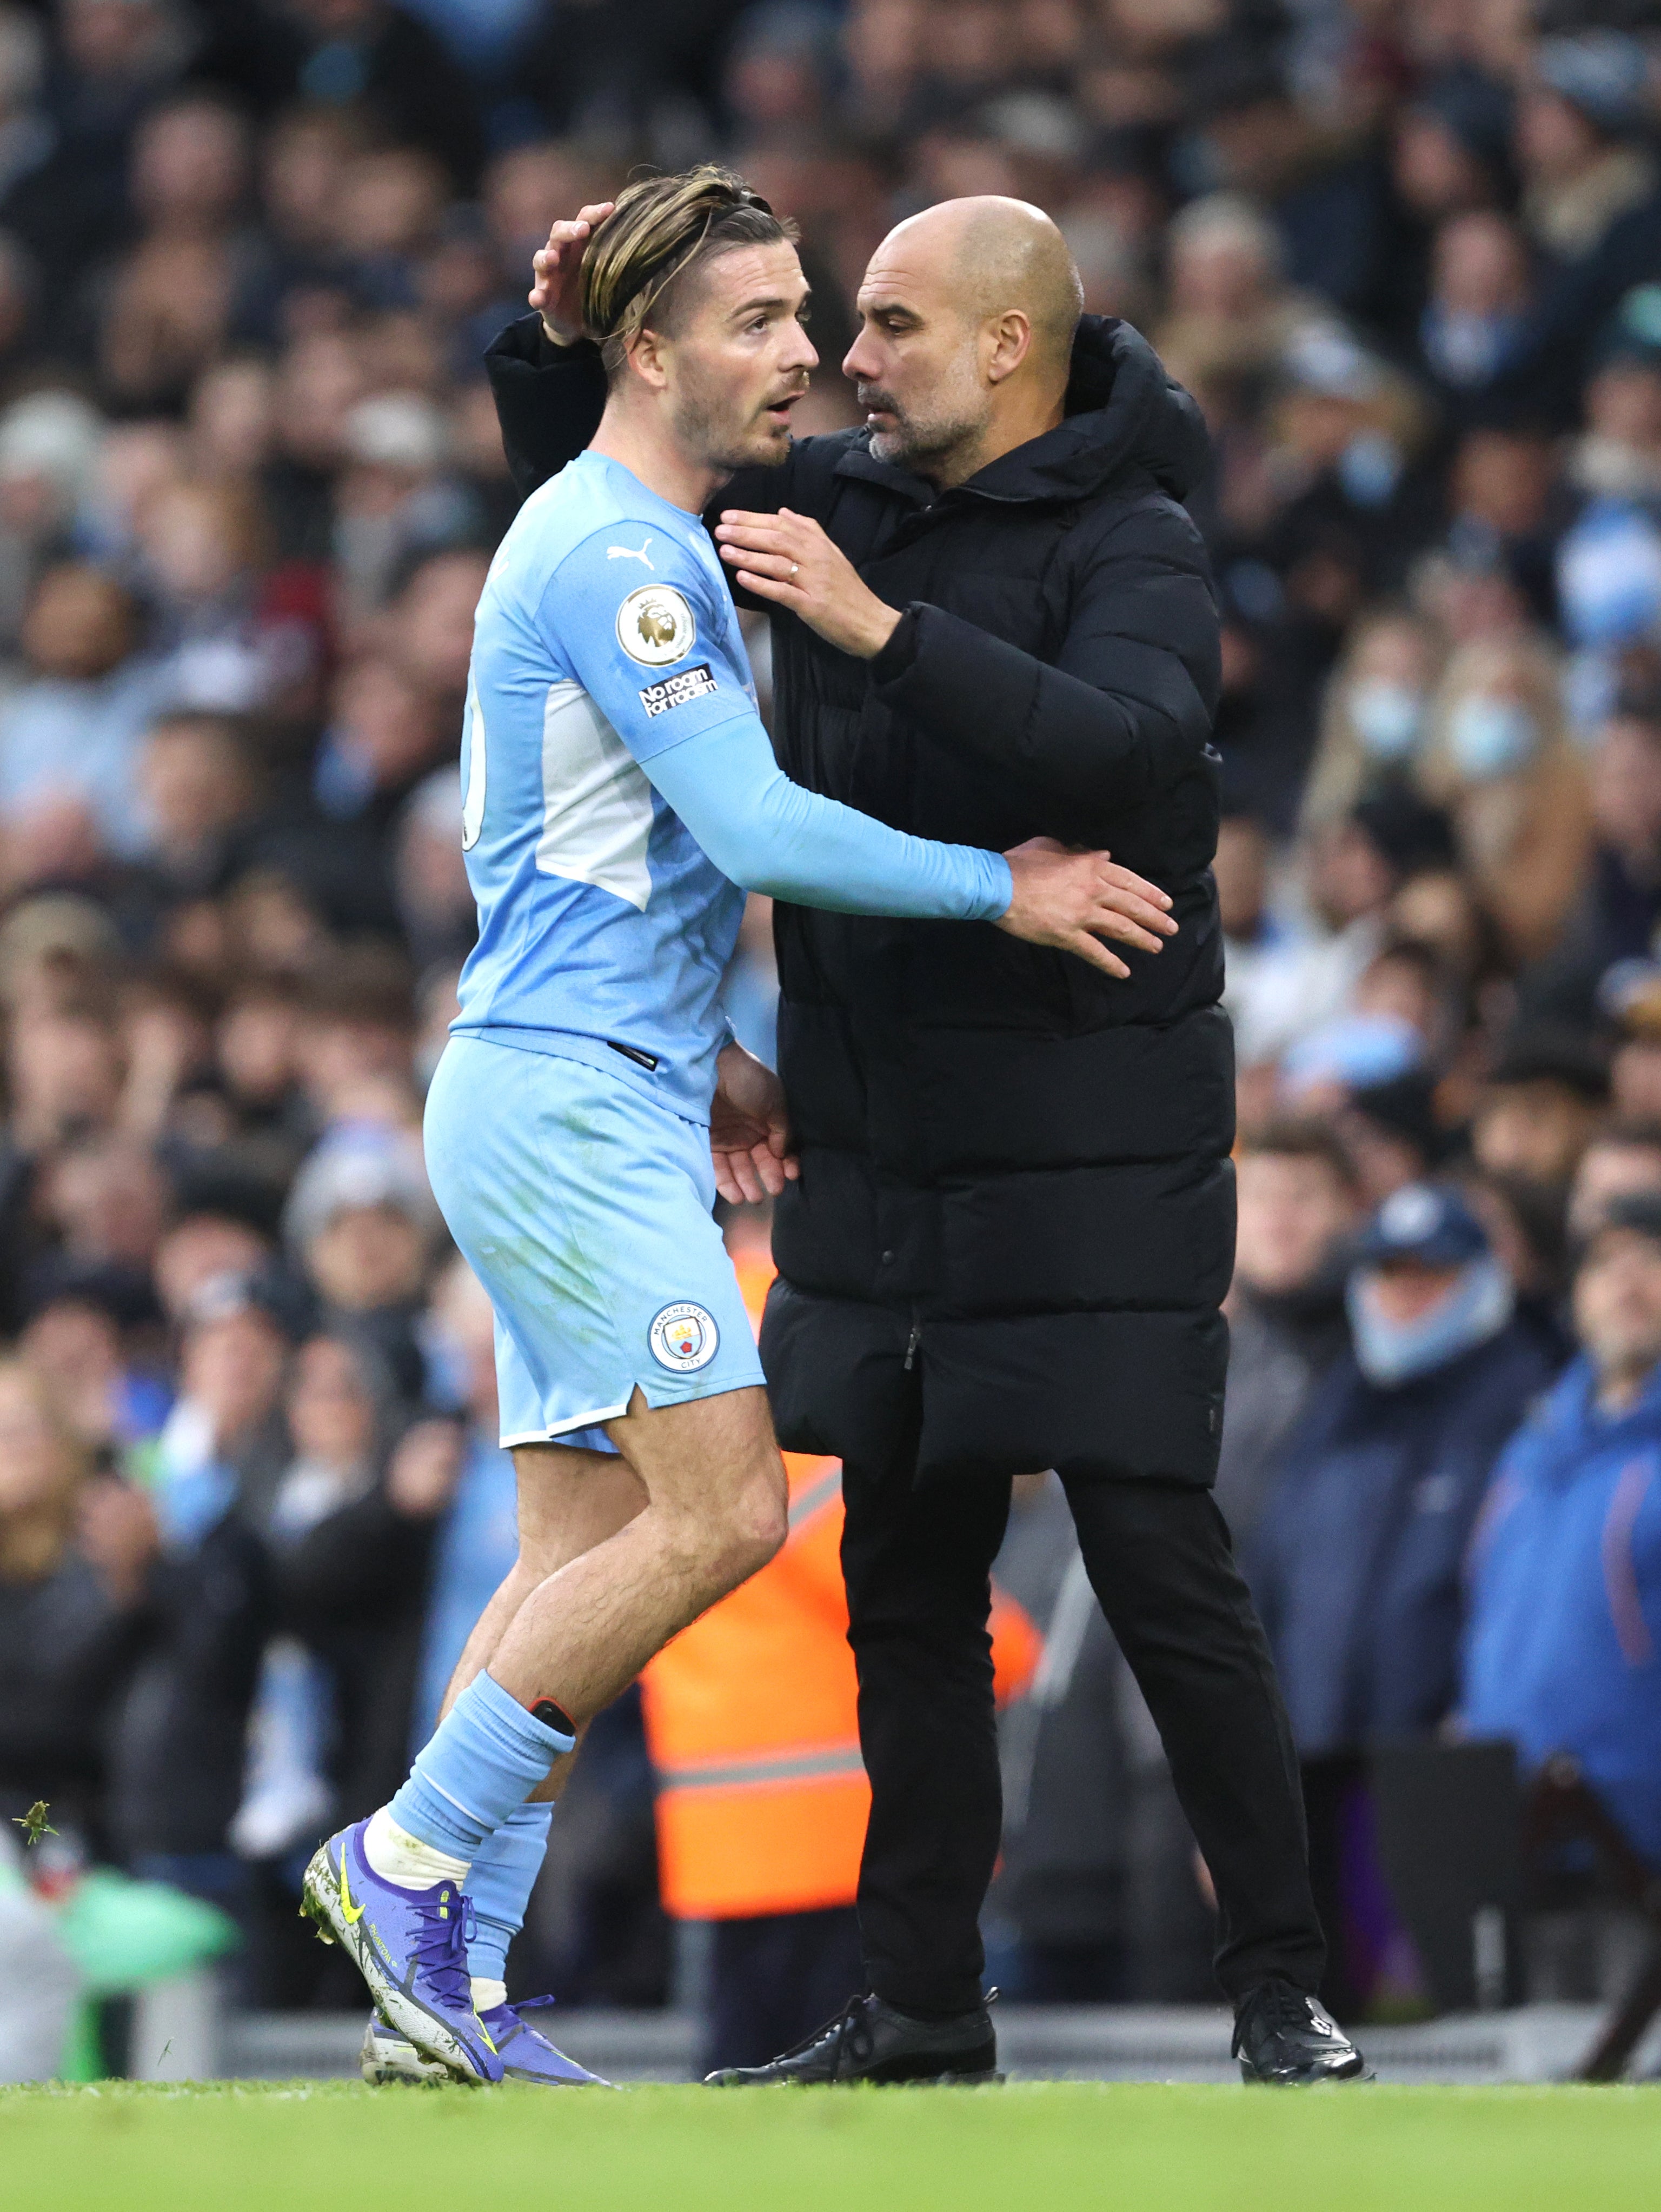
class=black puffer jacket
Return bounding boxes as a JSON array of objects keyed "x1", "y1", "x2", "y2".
[{"x1": 486, "y1": 312, "x2": 1233, "y2": 1487}]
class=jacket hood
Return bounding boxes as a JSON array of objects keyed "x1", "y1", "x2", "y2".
[{"x1": 966, "y1": 314, "x2": 1212, "y2": 507}]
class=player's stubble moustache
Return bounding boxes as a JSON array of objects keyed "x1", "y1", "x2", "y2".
[{"x1": 672, "y1": 354, "x2": 809, "y2": 475}]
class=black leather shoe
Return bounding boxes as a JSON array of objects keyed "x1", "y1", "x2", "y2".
[
  {"x1": 1233, "y1": 1980, "x2": 1371, "y2": 2085},
  {"x1": 706, "y1": 1993, "x2": 1000, "y2": 2086}
]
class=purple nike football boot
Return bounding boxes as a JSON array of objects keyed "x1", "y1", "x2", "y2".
[
  {"x1": 300, "y1": 1821, "x2": 504, "y2": 2085},
  {"x1": 361, "y1": 1997, "x2": 612, "y2": 2087}
]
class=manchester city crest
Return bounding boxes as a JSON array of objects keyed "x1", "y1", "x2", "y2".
[{"x1": 648, "y1": 1301, "x2": 720, "y2": 1372}]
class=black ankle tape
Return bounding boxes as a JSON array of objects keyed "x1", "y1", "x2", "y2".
[{"x1": 530, "y1": 1698, "x2": 576, "y2": 1739}]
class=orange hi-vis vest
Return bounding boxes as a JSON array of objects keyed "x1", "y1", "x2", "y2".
[{"x1": 639, "y1": 1246, "x2": 1041, "y2": 1923}]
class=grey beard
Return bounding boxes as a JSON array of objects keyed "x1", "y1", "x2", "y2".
[
  {"x1": 872, "y1": 415, "x2": 979, "y2": 477},
  {"x1": 861, "y1": 390, "x2": 983, "y2": 476}
]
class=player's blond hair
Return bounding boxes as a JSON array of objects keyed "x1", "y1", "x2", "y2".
[{"x1": 581, "y1": 165, "x2": 799, "y2": 381}]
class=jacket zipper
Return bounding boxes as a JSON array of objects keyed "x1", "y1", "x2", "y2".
[{"x1": 903, "y1": 1315, "x2": 922, "y2": 1371}]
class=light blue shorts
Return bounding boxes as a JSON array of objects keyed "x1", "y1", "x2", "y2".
[{"x1": 423, "y1": 1035, "x2": 764, "y2": 1452}]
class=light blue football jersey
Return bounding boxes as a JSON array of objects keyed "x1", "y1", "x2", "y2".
[{"x1": 453, "y1": 450, "x2": 756, "y2": 1118}]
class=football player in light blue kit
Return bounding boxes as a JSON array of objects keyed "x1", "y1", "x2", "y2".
[{"x1": 303, "y1": 166, "x2": 1175, "y2": 2087}]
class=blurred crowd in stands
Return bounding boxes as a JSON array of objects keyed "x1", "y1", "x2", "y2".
[{"x1": 5, "y1": 0, "x2": 1661, "y2": 2060}]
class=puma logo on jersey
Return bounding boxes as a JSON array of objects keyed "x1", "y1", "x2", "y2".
[{"x1": 607, "y1": 539, "x2": 654, "y2": 569}]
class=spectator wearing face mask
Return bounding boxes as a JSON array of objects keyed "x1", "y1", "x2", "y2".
[
  {"x1": 1416, "y1": 635, "x2": 1592, "y2": 961},
  {"x1": 1463, "y1": 1191, "x2": 1661, "y2": 1869},
  {"x1": 1554, "y1": 295, "x2": 1661, "y2": 721},
  {"x1": 1248, "y1": 1183, "x2": 1563, "y2": 1758},
  {"x1": 1301, "y1": 608, "x2": 1444, "y2": 835},
  {"x1": 1259, "y1": 326, "x2": 1439, "y2": 610}
]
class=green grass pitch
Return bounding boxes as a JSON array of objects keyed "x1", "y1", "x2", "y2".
[{"x1": 4, "y1": 2081, "x2": 1660, "y2": 2212}]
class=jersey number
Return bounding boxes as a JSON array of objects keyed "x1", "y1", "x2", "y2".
[{"x1": 462, "y1": 677, "x2": 487, "y2": 850}]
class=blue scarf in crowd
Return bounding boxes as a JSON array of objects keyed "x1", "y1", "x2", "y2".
[{"x1": 1347, "y1": 1255, "x2": 1515, "y2": 1389}]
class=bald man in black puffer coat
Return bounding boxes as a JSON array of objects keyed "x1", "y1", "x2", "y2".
[{"x1": 482, "y1": 189, "x2": 1361, "y2": 2089}]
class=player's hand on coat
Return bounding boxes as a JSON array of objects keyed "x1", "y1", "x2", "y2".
[
  {"x1": 529, "y1": 201, "x2": 615, "y2": 344},
  {"x1": 712, "y1": 1039, "x2": 800, "y2": 1205},
  {"x1": 714, "y1": 509, "x2": 902, "y2": 660},
  {"x1": 999, "y1": 837, "x2": 1177, "y2": 978}
]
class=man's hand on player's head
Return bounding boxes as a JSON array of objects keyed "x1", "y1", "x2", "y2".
[
  {"x1": 998, "y1": 837, "x2": 1177, "y2": 978},
  {"x1": 715, "y1": 509, "x2": 902, "y2": 660},
  {"x1": 712, "y1": 1039, "x2": 800, "y2": 1205},
  {"x1": 530, "y1": 202, "x2": 615, "y2": 345}
]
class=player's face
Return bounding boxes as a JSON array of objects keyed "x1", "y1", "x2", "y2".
[
  {"x1": 844, "y1": 243, "x2": 991, "y2": 476},
  {"x1": 663, "y1": 242, "x2": 818, "y2": 472}
]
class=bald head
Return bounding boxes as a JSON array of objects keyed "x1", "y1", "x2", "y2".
[
  {"x1": 878, "y1": 196, "x2": 1083, "y2": 374},
  {"x1": 845, "y1": 196, "x2": 1082, "y2": 486}
]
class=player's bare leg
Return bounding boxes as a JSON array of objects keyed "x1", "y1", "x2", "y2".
[
  {"x1": 485, "y1": 1384, "x2": 786, "y2": 1720},
  {"x1": 308, "y1": 1385, "x2": 786, "y2": 2081},
  {"x1": 439, "y1": 1440, "x2": 649, "y2": 1790}
]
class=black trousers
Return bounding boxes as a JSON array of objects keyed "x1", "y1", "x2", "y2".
[{"x1": 839, "y1": 1442, "x2": 1326, "y2": 2018}]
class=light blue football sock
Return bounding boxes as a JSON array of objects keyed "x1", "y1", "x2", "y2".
[
  {"x1": 388, "y1": 1672, "x2": 574, "y2": 1861},
  {"x1": 464, "y1": 1801, "x2": 554, "y2": 1982}
]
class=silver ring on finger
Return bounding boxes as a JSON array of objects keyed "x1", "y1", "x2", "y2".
[{"x1": 790, "y1": 562, "x2": 800, "y2": 578}]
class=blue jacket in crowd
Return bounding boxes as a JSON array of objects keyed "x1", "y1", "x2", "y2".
[
  {"x1": 1462, "y1": 1356, "x2": 1661, "y2": 1867},
  {"x1": 1249, "y1": 1320, "x2": 1560, "y2": 1756}
]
